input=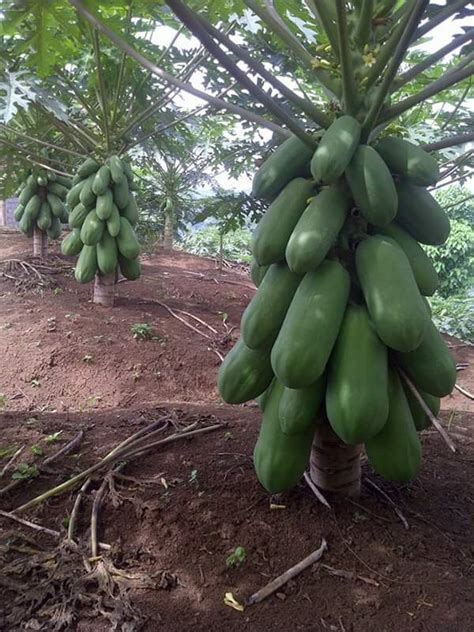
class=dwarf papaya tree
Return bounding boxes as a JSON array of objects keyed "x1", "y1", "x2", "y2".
[{"x1": 162, "y1": 0, "x2": 473, "y2": 497}]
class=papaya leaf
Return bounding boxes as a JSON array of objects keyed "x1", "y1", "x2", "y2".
[{"x1": 0, "y1": 70, "x2": 34, "y2": 123}]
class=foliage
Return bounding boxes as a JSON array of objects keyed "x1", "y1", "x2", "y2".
[
  {"x1": 130, "y1": 323, "x2": 154, "y2": 340},
  {"x1": 429, "y1": 294, "x2": 474, "y2": 344},
  {"x1": 426, "y1": 187, "x2": 474, "y2": 298},
  {"x1": 226, "y1": 546, "x2": 247, "y2": 568},
  {"x1": 179, "y1": 224, "x2": 252, "y2": 262}
]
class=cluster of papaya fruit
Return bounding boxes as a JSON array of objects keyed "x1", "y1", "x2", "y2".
[
  {"x1": 218, "y1": 115, "x2": 456, "y2": 493},
  {"x1": 14, "y1": 170, "x2": 71, "y2": 239},
  {"x1": 62, "y1": 155, "x2": 141, "y2": 283}
]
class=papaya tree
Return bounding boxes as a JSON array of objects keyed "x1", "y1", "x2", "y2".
[{"x1": 67, "y1": 0, "x2": 473, "y2": 495}]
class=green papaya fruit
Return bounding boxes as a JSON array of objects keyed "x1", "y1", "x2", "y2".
[
  {"x1": 80, "y1": 211, "x2": 105, "y2": 246},
  {"x1": 75, "y1": 244, "x2": 98, "y2": 283},
  {"x1": 106, "y1": 204, "x2": 121, "y2": 237},
  {"x1": 47, "y1": 182, "x2": 69, "y2": 199},
  {"x1": 97, "y1": 230, "x2": 118, "y2": 275},
  {"x1": 77, "y1": 157, "x2": 100, "y2": 179},
  {"x1": 118, "y1": 254, "x2": 141, "y2": 280},
  {"x1": 365, "y1": 370, "x2": 421, "y2": 482},
  {"x1": 279, "y1": 375, "x2": 326, "y2": 434},
  {"x1": 345, "y1": 145, "x2": 397, "y2": 226},
  {"x1": 47, "y1": 216, "x2": 62, "y2": 240},
  {"x1": 250, "y1": 259, "x2": 269, "y2": 287},
  {"x1": 61, "y1": 229, "x2": 83, "y2": 256},
  {"x1": 241, "y1": 263, "x2": 301, "y2": 350},
  {"x1": 375, "y1": 136, "x2": 439, "y2": 186},
  {"x1": 96, "y1": 189, "x2": 114, "y2": 220},
  {"x1": 14, "y1": 204, "x2": 25, "y2": 222},
  {"x1": 396, "y1": 182, "x2": 450, "y2": 245},
  {"x1": 19, "y1": 184, "x2": 37, "y2": 206},
  {"x1": 403, "y1": 384, "x2": 440, "y2": 432},
  {"x1": 395, "y1": 320, "x2": 456, "y2": 397},
  {"x1": 254, "y1": 380, "x2": 315, "y2": 493},
  {"x1": 26, "y1": 174, "x2": 37, "y2": 188},
  {"x1": 37, "y1": 201, "x2": 52, "y2": 231},
  {"x1": 256, "y1": 379, "x2": 274, "y2": 411},
  {"x1": 311, "y1": 116, "x2": 361, "y2": 184},
  {"x1": 66, "y1": 179, "x2": 87, "y2": 209},
  {"x1": 218, "y1": 337, "x2": 273, "y2": 404},
  {"x1": 116, "y1": 217, "x2": 140, "y2": 259},
  {"x1": 92, "y1": 165, "x2": 111, "y2": 196},
  {"x1": 286, "y1": 184, "x2": 349, "y2": 275},
  {"x1": 19, "y1": 212, "x2": 33, "y2": 235},
  {"x1": 356, "y1": 235, "x2": 428, "y2": 351},
  {"x1": 113, "y1": 176, "x2": 129, "y2": 210},
  {"x1": 69, "y1": 203, "x2": 89, "y2": 229},
  {"x1": 24, "y1": 194, "x2": 42, "y2": 220},
  {"x1": 121, "y1": 193, "x2": 139, "y2": 225},
  {"x1": 271, "y1": 260, "x2": 350, "y2": 388},
  {"x1": 108, "y1": 155, "x2": 125, "y2": 183},
  {"x1": 54, "y1": 175, "x2": 73, "y2": 189},
  {"x1": 47, "y1": 193, "x2": 66, "y2": 218},
  {"x1": 252, "y1": 178, "x2": 314, "y2": 266},
  {"x1": 79, "y1": 174, "x2": 97, "y2": 209},
  {"x1": 37, "y1": 175, "x2": 48, "y2": 186},
  {"x1": 375, "y1": 223, "x2": 439, "y2": 296},
  {"x1": 252, "y1": 135, "x2": 315, "y2": 201},
  {"x1": 326, "y1": 304, "x2": 389, "y2": 444}
]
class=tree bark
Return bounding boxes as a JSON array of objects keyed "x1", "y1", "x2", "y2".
[
  {"x1": 33, "y1": 226, "x2": 48, "y2": 258},
  {"x1": 0, "y1": 199, "x2": 6, "y2": 226},
  {"x1": 93, "y1": 271, "x2": 116, "y2": 307},
  {"x1": 163, "y1": 210, "x2": 174, "y2": 249},
  {"x1": 310, "y1": 423, "x2": 362, "y2": 497}
]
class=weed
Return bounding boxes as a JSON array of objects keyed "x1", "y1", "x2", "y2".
[
  {"x1": 12, "y1": 463, "x2": 39, "y2": 481},
  {"x1": 45, "y1": 431, "x2": 63, "y2": 444},
  {"x1": 31, "y1": 444, "x2": 44, "y2": 457},
  {"x1": 53, "y1": 287, "x2": 64, "y2": 295},
  {"x1": 226, "y1": 546, "x2": 247, "y2": 568},
  {"x1": 0, "y1": 446, "x2": 17, "y2": 459},
  {"x1": 30, "y1": 378, "x2": 41, "y2": 388},
  {"x1": 224, "y1": 431, "x2": 233, "y2": 441},
  {"x1": 131, "y1": 323, "x2": 153, "y2": 340},
  {"x1": 0, "y1": 393, "x2": 6, "y2": 409},
  {"x1": 189, "y1": 469, "x2": 199, "y2": 486},
  {"x1": 82, "y1": 354, "x2": 94, "y2": 364}
]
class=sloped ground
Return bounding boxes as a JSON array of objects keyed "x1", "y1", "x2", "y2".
[{"x1": 0, "y1": 230, "x2": 473, "y2": 631}]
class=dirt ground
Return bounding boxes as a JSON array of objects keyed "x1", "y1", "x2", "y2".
[{"x1": 0, "y1": 230, "x2": 473, "y2": 631}]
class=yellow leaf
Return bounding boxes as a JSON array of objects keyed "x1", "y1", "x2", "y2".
[{"x1": 224, "y1": 592, "x2": 245, "y2": 612}]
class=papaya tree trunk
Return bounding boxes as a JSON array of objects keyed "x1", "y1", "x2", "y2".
[
  {"x1": 163, "y1": 210, "x2": 174, "y2": 249},
  {"x1": 218, "y1": 231, "x2": 224, "y2": 271},
  {"x1": 93, "y1": 271, "x2": 116, "y2": 307},
  {"x1": 33, "y1": 226, "x2": 48, "y2": 258},
  {"x1": 0, "y1": 199, "x2": 6, "y2": 226},
  {"x1": 310, "y1": 423, "x2": 362, "y2": 497}
]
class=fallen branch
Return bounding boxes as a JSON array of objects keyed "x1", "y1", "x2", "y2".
[
  {"x1": 246, "y1": 538, "x2": 328, "y2": 605},
  {"x1": 68, "y1": 478, "x2": 92, "y2": 543},
  {"x1": 43, "y1": 430, "x2": 84, "y2": 466},
  {"x1": 14, "y1": 420, "x2": 224, "y2": 514},
  {"x1": 0, "y1": 508, "x2": 60, "y2": 538},
  {"x1": 304, "y1": 471, "x2": 331, "y2": 509},
  {"x1": 364, "y1": 478, "x2": 409, "y2": 529},
  {"x1": 0, "y1": 445, "x2": 25, "y2": 478},
  {"x1": 319, "y1": 563, "x2": 379, "y2": 587},
  {"x1": 454, "y1": 383, "x2": 474, "y2": 400},
  {"x1": 399, "y1": 369, "x2": 456, "y2": 453},
  {"x1": 174, "y1": 307, "x2": 218, "y2": 334},
  {"x1": 154, "y1": 299, "x2": 212, "y2": 340}
]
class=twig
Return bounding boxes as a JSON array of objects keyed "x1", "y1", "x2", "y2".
[
  {"x1": 246, "y1": 539, "x2": 328, "y2": 605},
  {"x1": 0, "y1": 508, "x2": 61, "y2": 538},
  {"x1": 68, "y1": 478, "x2": 92, "y2": 542},
  {"x1": 174, "y1": 308, "x2": 218, "y2": 334},
  {"x1": 0, "y1": 445, "x2": 25, "y2": 478},
  {"x1": 320, "y1": 563, "x2": 379, "y2": 587},
  {"x1": 90, "y1": 478, "x2": 109, "y2": 558},
  {"x1": 364, "y1": 478, "x2": 409, "y2": 529},
  {"x1": 399, "y1": 370, "x2": 456, "y2": 453},
  {"x1": 454, "y1": 383, "x2": 474, "y2": 400},
  {"x1": 304, "y1": 472, "x2": 331, "y2": 509},
  {"x1": 43, "y1": 430, "x2": 84, "y2": 466},
  {"x1": 154, "y1": 300, "x2": 212, "y2": 340}
]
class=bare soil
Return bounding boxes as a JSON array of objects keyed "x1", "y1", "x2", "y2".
[{"x1": 0, "y1": 230, "x2": 473, "y2": 631}]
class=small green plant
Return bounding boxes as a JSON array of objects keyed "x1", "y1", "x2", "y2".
[
  {"x1": 53, "y1": 287, "x2": 64, "y2": 295},
  {"x1": 0, "y1": 445, "x2": 17, "y2": 459},
  {"x1": 131, "y1": 322, "x2": 154, "y2": 340},
  {"x1": 30, "y1": 378, "x2": 41, "y2": 388},
  {"x1": 224, "y1": 431, "x2": 233, "y2": 441},
  {"x1": 0, "y1": 393, "x2": 6, "y2": 409},
  {"x1": 87, "y1": 395, "x2": 102, "y2": 408},
  {"x1": 12, "y1": 463, "x2": 39, "y2": 481},
  {"x1": 82, "y1": 354, "x2": 94, "y2": 364},
  {"x1": 45, "y1": 431, "x2": 62, "y2": 444},
  {"x1": 219, "y1": 311, "x2": 229, "y2": 324},
  {"x1": 189, "y1": 469, "x2": 199, "y2": 486},
  {"x1": 226, "y1": 546, "x2": 247, "y2": 568},
  {"x1": 31, "y1": 444, "x2": 44, "y2": 456}
]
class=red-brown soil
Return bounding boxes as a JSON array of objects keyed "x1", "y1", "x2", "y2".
[{"x1": 0, "y1": 230, "x2": 473, "y2": 631}]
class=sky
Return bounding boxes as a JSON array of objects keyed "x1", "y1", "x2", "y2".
[{"x1": 149, "y1": 12, "x2": 473, "y2": 194}]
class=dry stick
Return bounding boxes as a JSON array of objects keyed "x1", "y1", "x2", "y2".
[
  {"x1": 246, "y1": 538, "x2": 328, "y2": 605},
  {"x1": 303, "y1": 471, "x2": 331, "y2": 509},
  {"x1": 0, "y1": 445, "x2": 25, "y2": 478},
  {"x1": 173, "y1": 308, "x2": 218, "y2": 334},
  {"x1": 68, "y1": 478, "x2": 92, "y2": 542},
  {"x1": 364, "y1": 478, "x2": 409, "y2": 530},
  {"x1": 399, "y1": 370, "x2": 456, "y2": 453},
  {"x1": 14, "y1": 422, "x2": 223, "y2": 514},
  {"x1": 90, "y1": 477, "x2": 109, "y2": 558},
  {"x1": 319, "y1": 563, "x2": 379, "y2": 587},
  {"x1": 43, "y1": 430, "x2": 84, "y2": 466},
  {"x1": 154, "y1": 300, "x2": 211, "y2": 340},
  {"x1": 454, "y1": 383, "x2": 474, "y2": 400}
]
